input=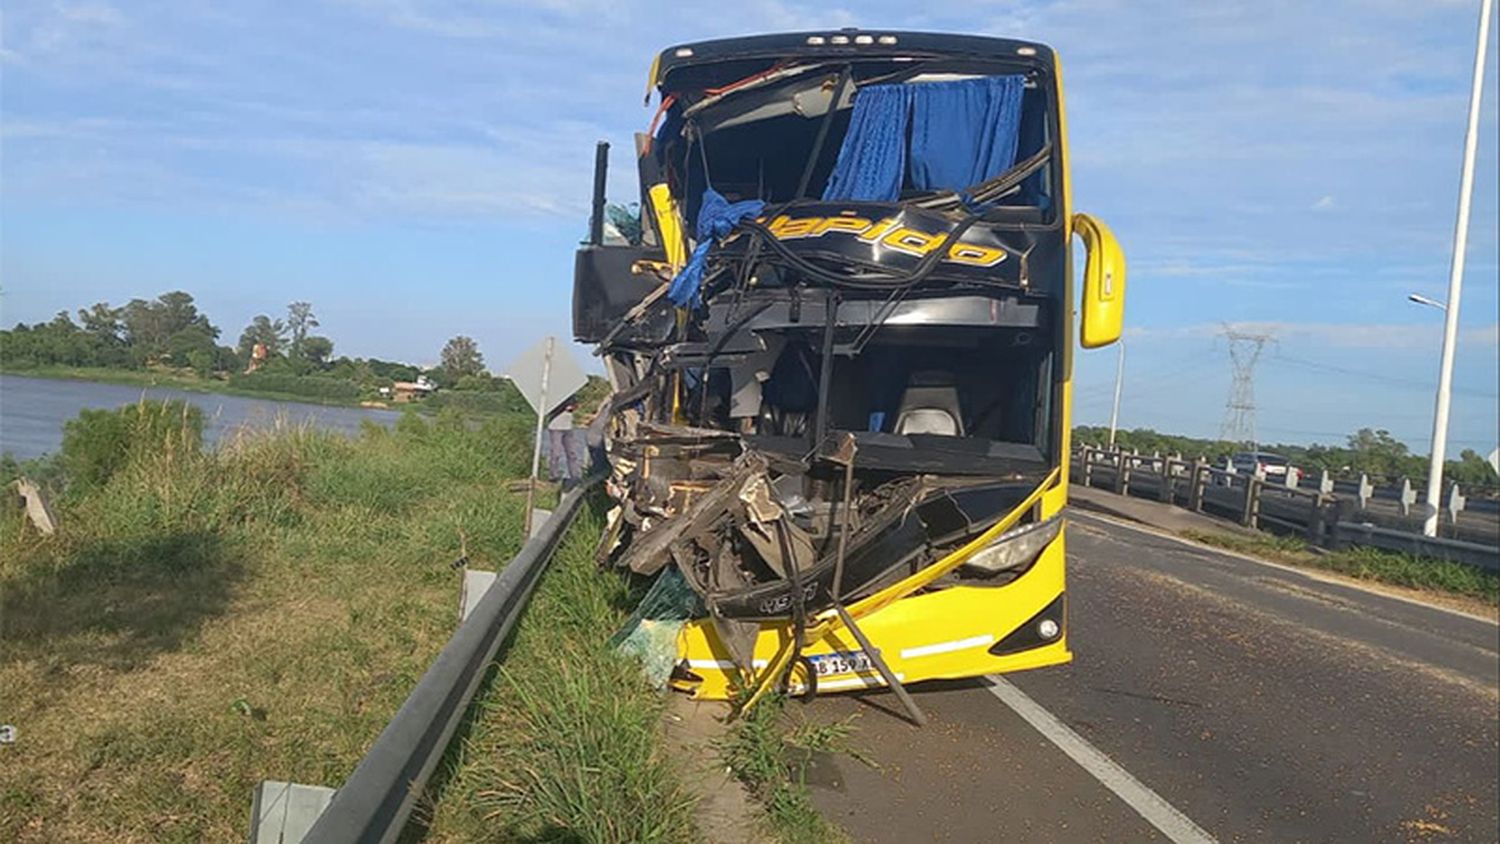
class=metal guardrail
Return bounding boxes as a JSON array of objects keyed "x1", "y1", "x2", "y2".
[
  {"x1": 1322, "y1": 478, "x2": 1500, "y2": 515},
  {"x1": 1071, "y1": 446, "x2": 1498, "y2": 572},
  {"x1": 1332, "y1": 521, "x2": 1500, "y2": 568},
  {"x1": 301, "y1": 478, "x2": 598, "y2": 844}
]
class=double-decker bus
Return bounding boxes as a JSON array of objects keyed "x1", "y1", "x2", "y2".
[{"x1": 574, "y1": 30, "x2": 1125, "y2": 711}]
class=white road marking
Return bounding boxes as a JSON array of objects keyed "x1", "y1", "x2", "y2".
[
  {"x1": 984, "y1": 675, "x2": 1218, "y2": 844},
  {"x1": 1072, "y1": 510, "x2": 1497, "y2": 626},
  {"x1": 900, "y1": 633, "x2": 995, "y2": 660}
]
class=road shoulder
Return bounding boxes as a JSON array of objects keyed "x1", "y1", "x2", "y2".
[{"x1": 1069, "y1": 487, "x2": 1498, "y2": 623}]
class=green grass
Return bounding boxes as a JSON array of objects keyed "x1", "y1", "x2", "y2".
[
  {"x1": 1180, "y1": 530, "x2": 1500, "y2": 605},
  {"x1": 719, "y1": 695, "x2": 856, "y2": 844},
  {"x1": 418, "y1": 505, "x2": 700, "y2": 843},
  {"x1": 0, "y1": 408, "x2": 559, "y2": 842}
]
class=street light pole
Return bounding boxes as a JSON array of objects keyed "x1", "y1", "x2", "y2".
[
  {"x1": 1108, "y1": 339, "x2": 1125, "y2": 449},
  {"x1": 1407, "y1": 293, "x2": 1447, "y2": 311},
  {"x1": 1423, "y1": 0, "x2": 1492, "y2": 537}
]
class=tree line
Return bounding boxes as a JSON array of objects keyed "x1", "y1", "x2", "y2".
[
  {"x1": 1074, "y1": 425, "x2": 1499, "y2": 491},
  {"x1": 0, "y1": 290, "x2": 507, "y2": 403}
]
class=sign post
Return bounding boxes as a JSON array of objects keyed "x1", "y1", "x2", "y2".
[
  {"x1": 506, "y1": 336, "x2": 589, "y2": 538},
  {"x1": 523, "y1": 337, "x2": 554, "y2": 538}
]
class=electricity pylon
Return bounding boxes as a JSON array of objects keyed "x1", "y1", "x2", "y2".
[{"x1": 1219, "y1": 325, "x2": 1274, "y2": 449}]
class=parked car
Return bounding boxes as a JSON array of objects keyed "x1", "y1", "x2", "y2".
[{"x1": 1230, "y1": 451, "x2": 1304, "y2": 483}]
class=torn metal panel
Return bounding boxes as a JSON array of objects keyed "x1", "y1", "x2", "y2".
[{"x1": 615, "y1": 452, "x2": 767, "y2": 575}]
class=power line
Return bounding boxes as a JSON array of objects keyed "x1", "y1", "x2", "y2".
[
  {"x1": 1074, "y1": 355, "x2": 1225, "y2": 403},
  {"x1": 1265, "y1": 352, "x2": 1499, "y2": 400},
  {"x1": 1255, "y1": 424, "x2": 1496, "y2": 449}
]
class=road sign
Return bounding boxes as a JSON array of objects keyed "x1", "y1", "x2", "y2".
[
  {"x1": 506, "y1": 337, "x2": 589, "y2": 537},
  {"x1": 506, "y1": 336, "x2": 587, "y2": 417}
]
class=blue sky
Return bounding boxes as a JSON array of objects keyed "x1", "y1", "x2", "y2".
[{"x1": 2, "y1": 1, "x2": 1497, "y2": 453}]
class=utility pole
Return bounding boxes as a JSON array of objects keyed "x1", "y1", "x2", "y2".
[
  {"x1": 1219, "y1": 325, "x2": 1273, "y2": 450},
  {"x1": 1108, "y1": 339, "x2": 1125, "y2": 449},
  {"x1": 1424, "y1": 0, "x2": 1492, "y2": 537}
]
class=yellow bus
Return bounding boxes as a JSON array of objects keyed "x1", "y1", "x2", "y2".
[{"x1": 573, "y1": 30, "x2": 1125, "y2": 711}]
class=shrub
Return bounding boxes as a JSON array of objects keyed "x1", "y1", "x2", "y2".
[
  {"x1": 395, "y1": 408, "x2": 429, "y2": 438},
  {"x1": 422, "y1": 390, "x2": 528, "y2": 415},
  {"x1": 187, "y1": 349, "x2": 214, "y2": 376},
  {"x1": 0, "y1": 451, "x2": 66, "y2": 492},
  {"x1": 60, "y1": 400, "x2": 204, "y2": 493},
  {"x1": 227, "y1": 372, "x2": 361, "y2": 402}
]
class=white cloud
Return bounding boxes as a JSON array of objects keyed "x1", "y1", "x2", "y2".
[
  {"x1": 1, "y1": 0, "x2": 1495, "y2": 244},
  {"x1": 1312, "y1": 195, "x2": 1336, "y2": 210},
  {"x1": 3, "y1": 0, "x2": 128, "y2": 64},
  {"x1": 56, "y1": 1, "x2": 124, "y2": 26}
]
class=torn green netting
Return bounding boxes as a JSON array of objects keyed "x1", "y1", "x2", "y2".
[{"x1": 610, "y1": 567, "x2": 704, "y2": 689}]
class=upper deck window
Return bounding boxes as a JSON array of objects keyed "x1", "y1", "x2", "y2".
[
  {"x1": 824, "y1": 75, "x2": 1026, "y2": 202},
  {"x1": 653, "y1": 58, "x2": 1054, "y2": 223}
]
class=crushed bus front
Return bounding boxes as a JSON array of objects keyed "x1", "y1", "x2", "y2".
[{"x1": 573, "y1": 30, "x2": 1124, "y2": 706}]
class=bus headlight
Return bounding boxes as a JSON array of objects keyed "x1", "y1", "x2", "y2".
[{"x1": 961, "y1": 516, "x2": 1062, "y2": 576}]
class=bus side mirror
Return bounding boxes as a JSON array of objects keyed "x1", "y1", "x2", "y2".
[{"x1": 1073, "y1": 213, "x2": 1126, "y2": 348}]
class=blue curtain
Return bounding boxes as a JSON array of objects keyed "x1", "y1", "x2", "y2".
[
  {"x1": 822, "y1": 76, "x2": 1026, "y2": 203},
  {"x1": 822, "y1": 84, "x2": 914, "y2": 202},
  {"x1": 909, "y1": 76, "x2": 1025, "y2": 193},
  {"x1": 667, "y1": 189, "x2": 767, "y2": 308}
]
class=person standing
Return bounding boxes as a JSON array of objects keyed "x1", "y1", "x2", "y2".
[
  {"x1": 584, "y1": 392, "x2": 611, "y2": 473},
  {"x1": 546, "y1": 400, "x2": 580, "y2": 486}
]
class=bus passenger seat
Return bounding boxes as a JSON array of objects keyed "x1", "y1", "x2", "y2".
[{"x1": 894, "y1": 373, "x2": 965, "y2": 436}]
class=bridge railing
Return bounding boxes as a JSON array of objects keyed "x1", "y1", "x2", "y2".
[{"x1": 1070, "y1": 445, "x2": 1498, "y2": 572}]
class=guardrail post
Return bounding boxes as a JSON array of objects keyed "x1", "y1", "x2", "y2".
[
  {"x1": 1358, "y1": 474, "x2": 1373, "y2": 510},
  {"x1": 250, "y1": 781, "x2": 337, "y2": 844},
  {"x1": 1241, "y1": 475, "x2": 1261, "y2": 528},
  {"x1": 1190, "y1": 459, "x2": 1207, "y2": 512},
  {"x1": 459, "y1": 570, "x2": 497, "y2": 622},
  {"x1": 10, "y1": 478, "x2": 57, "y2": 535},
  {"x1": 1306, "y1": 493, "x2": 1328, "y2": 543},
  {"x1": 1325, "y1": 496, "x2": 1354, "y2": 550},
  {"x1": 1319, "y1": 469, "x2": 1334, "y2": 495},
  {"x1": 1399, "y1": 478, "x2": 1417, "y2": 517},
  {"x1": 1081, "y1": 446, "x2": 1094, "y2": 488},
  {"x1": 1159, "y1": 458, "x2": 1176, "y2": 503},
  {"x1": 1448, "y1": 483, "x2": 1466, "y2": 525},
  {"x1": 1116, "y1": 450, "x2": 1130, "y2": 495}
]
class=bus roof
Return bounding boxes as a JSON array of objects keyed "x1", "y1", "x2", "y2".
[{"x1": 652, "y1": 30, "x2": 1054, "y2": 89}]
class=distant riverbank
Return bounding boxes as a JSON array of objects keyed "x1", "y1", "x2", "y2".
[
  {"x1": 0, "y1": 365, "x2": 385, "y2": 410},
  {"x1": 0, "y1": 373, "x2": 405, "y2": 460}
]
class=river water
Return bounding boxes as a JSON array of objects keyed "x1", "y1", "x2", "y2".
[{"x1": 0, "y1": 374, "x2": 404, "y2": 460}]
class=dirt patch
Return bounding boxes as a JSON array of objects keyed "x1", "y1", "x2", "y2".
[{"x1": 662, "y1": 696, "x2": 768, "y2": 844}]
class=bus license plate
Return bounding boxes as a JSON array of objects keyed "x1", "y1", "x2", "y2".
[{"x1": 807, "y1": 650, "x2": 874, "y2": 677}]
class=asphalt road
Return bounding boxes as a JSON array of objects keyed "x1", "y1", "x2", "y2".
[{"x1": 804, "y1": 511, "x2": 1499, "y2": 843}]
